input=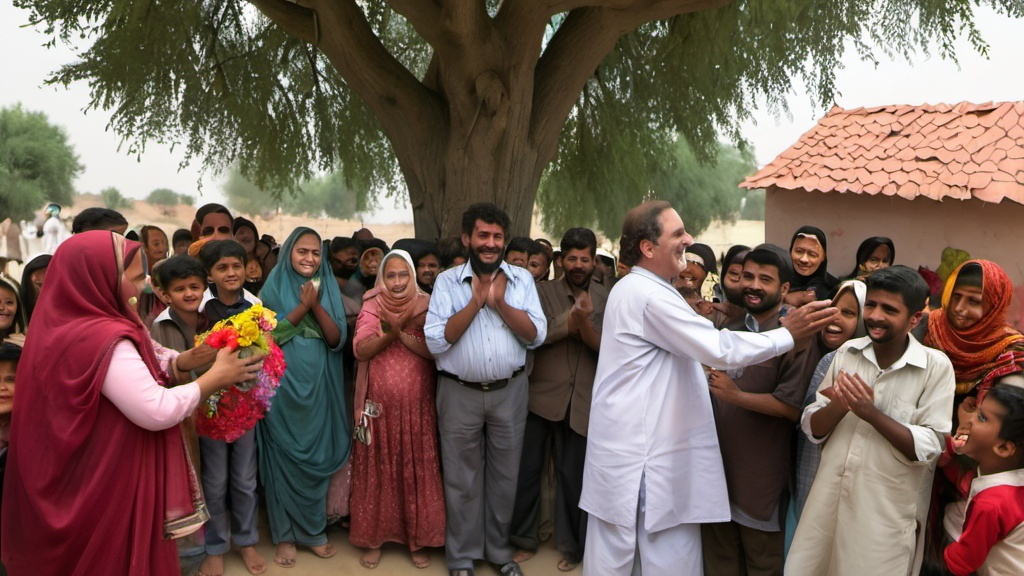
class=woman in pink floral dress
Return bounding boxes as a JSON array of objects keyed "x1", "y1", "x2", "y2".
[{"x1": 349, "y1": 250, "x2": 445, "y2": 569}]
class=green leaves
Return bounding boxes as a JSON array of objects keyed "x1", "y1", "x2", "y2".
[{"x1": 0, "y1": 104, "x2": 82, "y2": 221}]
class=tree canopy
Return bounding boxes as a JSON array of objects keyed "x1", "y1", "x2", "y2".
[
  {"x1": 0, "y1": 104, "x2": 81, "y2": 221},
  {"x1": 16, "y1": 0, "x2": 1022, "y2": 237}
]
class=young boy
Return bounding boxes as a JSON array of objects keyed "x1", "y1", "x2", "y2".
[
  {"x1": 149, "y1": 255, "x2": 214, "y2": 567},
  {"x1": 195, "y1": 240, "x2": 266, "y2": 576},
  {"x1": 944, "y1": 380, "x2": 1024, "y2": 576},
  {"x1": 787, "y1": 266, "x2": 955, "y2": 576}
]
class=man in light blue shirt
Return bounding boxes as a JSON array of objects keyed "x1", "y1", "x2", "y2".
[{"x1": 426, "y1": 203, "x2": 546, "y2": 576}]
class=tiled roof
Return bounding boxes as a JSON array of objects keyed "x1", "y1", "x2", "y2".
[{"x1": 741, "y1": 102, "x2": 1024, "y2": 204}]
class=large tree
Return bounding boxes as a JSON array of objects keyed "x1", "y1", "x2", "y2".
[
  {"x1": 17, "y1": 0, "x2": 1019, "y2": 237},
  {"x1": 0, "y1": 104, "x2": 81, "y2": 221}
]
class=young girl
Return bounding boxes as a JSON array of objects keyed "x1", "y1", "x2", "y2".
[{"x1": 945, "y1": 380, "x2": 1024, "y2": 576}]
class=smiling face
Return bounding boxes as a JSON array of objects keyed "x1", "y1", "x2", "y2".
[
  {"x1": 0, "y1": 286, "x2": 17, "y2": 334},
  {"x1": 0, "y1": 359, "x2": 15, "y2": 415},
  {"x1": 562, "y1": 248, "x2": 595, "y2": 290},
  {"x1": 290, "y1": 233, "x2": 322, "y2": 279},
  {"x1": 957, "y1": 394, "x2": 1009, "y2": 463},
  {"x1": 160, "y1": 276, "x2": 205, "y2": 314},
  {"x1": 208, "y1": 256, "x2": 245, "y2": 293},
  {"x1": 791, "y1": 236, "x2": 825, "y2": 277},
  {"x1": 642, "y1": 209, "x2": 693, "y2": 281},
  {"x1": 862, "y1": 289, "x2": 920, "y2": 345},
  {"x1": 740, "y1": 261, "x2": 787, "y2": 316},
  {"x1": 383, "y1": 256, "x2": 412, "y2": 294},
  {"x1": 947, "y1": 284, "x2": 987, "y2": 331},
  {"x1": 463, "y1": 219, "x2": 505, "y2": 276},
  {"x1": 416, "y1": 253, "x2": 440, "y2": 287},
  {"x1": 821, "y1": 289, "x2": 860, "y2": 350}
]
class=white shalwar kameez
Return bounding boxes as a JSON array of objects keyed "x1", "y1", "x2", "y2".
[{"x1": 579, "y1": 266, "x2": 794, "y2": 575}]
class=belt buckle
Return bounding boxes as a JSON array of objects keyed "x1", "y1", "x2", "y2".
[{"x1": 480, "y1": 382, "x2": 490, "y2": 391}]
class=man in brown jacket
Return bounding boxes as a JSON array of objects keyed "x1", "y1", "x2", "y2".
[{"x1": 510, "y1": 227, "x2": 609, "y2": 572}]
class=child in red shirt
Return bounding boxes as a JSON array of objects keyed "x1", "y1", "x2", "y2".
[{"x1": 945, "y1": 381, "x2": 1024, "y2": 576}]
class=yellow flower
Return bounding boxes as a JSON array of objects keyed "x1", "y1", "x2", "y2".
[{"x1": 237, "y1": 321, "x2": 261, "y2": 348}]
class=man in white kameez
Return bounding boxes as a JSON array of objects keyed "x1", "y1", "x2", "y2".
[{"x1": 579, "y1": 200, "x2": 837, "y2": 576}]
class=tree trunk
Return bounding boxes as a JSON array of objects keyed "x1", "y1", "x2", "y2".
[{"x1": 250, "y1": 0, "x2": 731, "y2": 240}]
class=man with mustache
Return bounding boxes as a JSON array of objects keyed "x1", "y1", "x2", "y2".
[
  {"x1": 703, "y1": 244, "x2": 819, "y2": 575},
  {"x1": 510, "y1": 227, "x2": 608, "y2": 572},
  {"x1": 426, "y1": 203, "x2": 547, "y2": 576},
  {"x1": 787, "y1": 265, "x2": 955, "y2": 576}
]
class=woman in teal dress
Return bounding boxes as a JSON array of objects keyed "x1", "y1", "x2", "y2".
[{"x1": 257, "y1": 227, "x2": 350, "y2": 567}]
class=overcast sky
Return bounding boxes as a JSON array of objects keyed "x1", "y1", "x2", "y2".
[{"x1": 2, "y1": 4, "x2": 1021, "y2": 223}]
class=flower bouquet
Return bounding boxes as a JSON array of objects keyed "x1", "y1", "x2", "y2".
[{"x1": 195, "y1": 304, "x2": 286, "y2": 442}]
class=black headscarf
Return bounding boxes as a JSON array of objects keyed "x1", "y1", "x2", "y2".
[
  {"x1": 847, "y1": 237, "x2": 896, "y2": 280},
  {"x1": 20, "y1": 254, "x2": 52, "y2": 325},
  {"x1": 788, "y1": 226, "x2": 837, "y2": 299}
]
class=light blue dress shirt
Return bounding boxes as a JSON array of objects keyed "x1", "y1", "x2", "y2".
[{"x1": 426, "y1": 260, "x2": 547, "y2": 383}]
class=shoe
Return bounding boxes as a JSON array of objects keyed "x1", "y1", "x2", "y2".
[{"x1": 492, "y1": 561, "x2": 524, "y2": 576}]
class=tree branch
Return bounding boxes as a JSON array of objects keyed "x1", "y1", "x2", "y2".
[
  {"x1": 531, "y1": 0, "x2": 730, "y2": 164},
  {"x1": 386, "y1": 0, "x2": 445, "y2": 47},
  {"x1": 246, "y1": 0, "x2": 319, "y2": 44}
]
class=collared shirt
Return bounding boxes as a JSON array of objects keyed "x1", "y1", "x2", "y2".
[
  {"x1": 580, "y1": 266, "x2": 795, "y2": 532},
  {"x1": 788, "y1": 335, "x2": 954, "y2": 576},
  {"x1": 529, "y1": 276, "x2": 609, "y2": 436},
  {"x1": 945, "y1": 468, "x2": 1024, "y2": 576},
  {"x1": 426, "y1": 261, "x2": 546, "y2": 383}
]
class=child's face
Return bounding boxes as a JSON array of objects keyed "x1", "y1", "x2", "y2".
[
  {"x1": 0, "y1": 286, "x2": 17, "y2": 332},
  {"x1": 161, "y1": 276, "x2": 205, "y2": 313},
  {"x1": 208, "y1": 257, "x2": 245, "y2": 294},
  {"x1": 957, "y1": 394, "x2": 1008, "y2": 461},
  {"x1": 505, "y1": 250, "x2": 528, "y2": 269},
  {"x1": 527, "y1": 254, "x2": 549, "y2": 282},
  {"x1": 0, "y1": 360, "x2": 16, "y2": 415}
]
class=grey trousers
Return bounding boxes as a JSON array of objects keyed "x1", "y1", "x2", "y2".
[
  {"x1": 436, "y1": 372, "x2": 529, "y2": 570},
  {"x1": 199, "y1": 428, "x2": 260, "y2": 555}
]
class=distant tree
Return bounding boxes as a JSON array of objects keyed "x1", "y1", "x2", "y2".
[
  {"x1": 0, "y1": 104, "x2": 81, "y2": 221},
  {"x1": 100, "y1": 186, "x2": 133, "y2": 210},
  {"x1": 147, "y1": 187, "x2": 181, "y2": 216},
  {"x1": 739, "y1": 189, "x2": 765, "y2": 221},
  {"x1": 223, "y1": 168, "x2": 358, "y2": 220},
  {"x1": 541, "y1": 139, "x2": 757, "y2": 238},
  {"x1": 177, "y1": 193, "x2": 195, "y2": 206}
]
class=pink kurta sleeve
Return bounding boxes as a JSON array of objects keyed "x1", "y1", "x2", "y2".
[
  {"x1": 101, "y1": 340, "x2": 200, "y2": 431},
  {"x1": 353, "y1": 298, "x2": 383, "y2": 362}
]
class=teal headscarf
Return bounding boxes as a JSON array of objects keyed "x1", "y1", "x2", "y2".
[{"x1": 259, "y1": 227, "x2": 347, "y2": 345}]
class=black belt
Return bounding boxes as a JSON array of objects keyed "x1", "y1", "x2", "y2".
[{"x1": 439, "y1": 367, "x2": 525, "y2": 392}]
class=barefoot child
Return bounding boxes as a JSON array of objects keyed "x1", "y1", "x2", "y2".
[
  {"x1": 195, "y1": 241, "x2": 266, "y2": 576},
  {"x1": 944, "y1": 380, "x2": 1024, "y2": 576}
]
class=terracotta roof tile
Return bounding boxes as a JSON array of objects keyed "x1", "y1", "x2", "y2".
[{"x1": 743, "y1": 101, "x2": 1024, "y2": 205}]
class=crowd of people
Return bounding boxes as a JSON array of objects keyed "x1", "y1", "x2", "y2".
[{"x1": 0, "y1": 199, "x2": 1022, "y2": 576}]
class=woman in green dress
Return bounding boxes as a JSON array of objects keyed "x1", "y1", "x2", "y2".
[{"x1": 257, "y1": 227, "x2": 350, "y2": 567}]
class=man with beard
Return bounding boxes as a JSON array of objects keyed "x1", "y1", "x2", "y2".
[
  {"x1": 702, "y1": 244, "x2": 819, "y2": 575},
  {"x1": 426, "y1": 203, "x2": 547, "y2": 576},
  {"x1": 787, "y1": 266, "x2": 954, "y2": 576},
  {"x1": 510, "y1": 227, "x2": 608, "y2": 572}
]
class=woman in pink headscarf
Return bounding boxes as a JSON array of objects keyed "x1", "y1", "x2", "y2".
[{"x1": 1, "y1": 231, "x2": 261, "y2": 576}]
